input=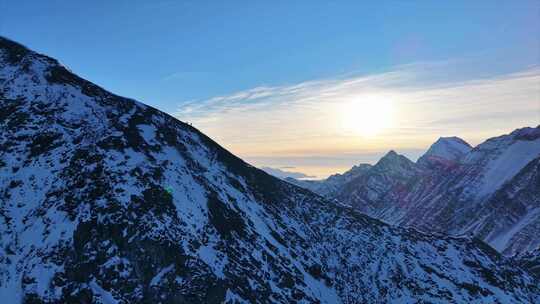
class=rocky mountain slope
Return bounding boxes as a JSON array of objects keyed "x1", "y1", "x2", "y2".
[
  {"x1": 513, "y1": 248, "x2": 540, "y2": 281},
  {"x1": 335, "y1": 151, "x2": 423, "y2": 216},
  {"x1": 1, "y1": 37, "x2": 539, "y2": 303},
  {"x1": 291, "y1": 127, "x2": 540, "y2": 256}
]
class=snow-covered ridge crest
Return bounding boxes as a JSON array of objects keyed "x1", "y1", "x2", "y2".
[
  {"x1": 1, "y1": 36, "x2": 539, "y2": 303},
  {"x1": 417, "y1": 136, "x2": 472, "y2": 168},
  {"x1": 292, "y1": 125, "x2": 540, "y2": 256},
  {"x1": 462, "y1": 126, "x2": 540, "y2": 200}
]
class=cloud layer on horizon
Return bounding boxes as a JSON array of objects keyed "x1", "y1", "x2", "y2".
[{"x1": 174, "y1": 61, "x2": 540, "y2": 177}]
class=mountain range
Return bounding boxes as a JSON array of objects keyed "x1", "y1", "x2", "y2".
[
  {"x1": 1, "y1": 36, "x2": 539, "y2": 303},
  {"x1": 287, "y1": 127, "x2": 540, "y2": 256}
]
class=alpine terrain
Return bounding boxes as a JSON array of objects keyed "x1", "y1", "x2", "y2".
[
  {"x1": 1, "y1": 37, "x2": 539, "y2": 303},
  {"x1": 288, "y1": 128, "x2": 540, "y2": 257}
]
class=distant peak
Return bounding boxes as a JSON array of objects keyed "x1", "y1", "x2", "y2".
[
  {"x1": 418, "y1": 136, "x2": 472, "y2": 167},
  {"x1": 436, "y1": 136, "x2": 472, "y2": 148},
  {"x1": 385, "y1": 150, "x2": 399, "y2": 158},
  {"x1": 377, "y1": 150, "x2": 413, "y2": 166}
]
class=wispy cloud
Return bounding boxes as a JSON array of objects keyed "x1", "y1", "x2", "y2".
[
  {"x1": 176, "y1": 63, "x2": 539, "y2": 122},
  {"x1": 162, "y1": 71, "x2": 212, "y2": 82},
  {"x1": 173, "y1": 61, "x2": 540, "y2": 178},
  {"x1": 175, "y1": 66, "x2": 417, "y2": 118}
]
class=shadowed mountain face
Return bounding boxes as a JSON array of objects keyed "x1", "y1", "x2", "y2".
[
  {"x1": 289, "y1": 127, "x2": 540, "y2": 256},
  {"x1": 1, "y1": 37, "x2": 539, "y2": 303},
  {"x1": 513, "y1": 248, "x2": 540, "y2": 281}
]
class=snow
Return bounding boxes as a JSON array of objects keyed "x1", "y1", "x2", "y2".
[
  {"x1": 197, "y1": 237, "x2": 228, "y2": 279},
  {"x1": 417, "y1": 136, "x2": 471, "y2": 166},
  {"x1": 426, "y1": 137, "x2": 471, "y2": 160},
  {"x1": 473, "y1": 139, "x2": 540, "y2": 198},
  {"x1": 150, "y1": 264, "x2": 175, "y2": 286},
  {"x1": 137, "y1": 124, "x2": 156, "y2": 143},
  {"x1": 90, "y1": 280, "x2": 120, "y2": 304},
  {"x1": 0, "y1": 274, "x2": 22, "y2": 304},
  {"x1": 225, "y1": 289, "x2": 250, "y2": 303},
  {"x1": 490, "y1": 208, "x2": 540, "y2": 252}
]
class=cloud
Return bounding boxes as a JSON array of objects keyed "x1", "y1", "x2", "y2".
[
  {"x1": 175, "y1": 63, "x2": 539, "y2": 128},
  {"x1": 173, "y1": 61, "x2": 540, "y2": 178},
  {"x1": 260, "y1": 167, "x2": 316, "y2": 180},
  {"x1": 162, "y1": 71, "x2": 212, "y2": 82},
  {"x1": 174, "y1": 66, "x2": 416, "y2": 118}
]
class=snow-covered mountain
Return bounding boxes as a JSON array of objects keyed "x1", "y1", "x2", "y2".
[
  {"x1": 1, "y1": 37, "x2": 539, "y2": 303},
  {"x1": 292, "y1": 126, "x2": 540, "y2": 256},
  {"x1": 334, "y1": 151, "x2": 423, "y2": 216},
  {"x1": 463, "y1": 154, "x2": 540, "y2": 254},
  {"x1": 417, "y1": 136, "x2": 472, "y2": 169}
]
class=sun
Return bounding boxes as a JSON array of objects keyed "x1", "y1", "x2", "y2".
[{"x1": 341, "y1": 95, "x2": 395, "y2": 137}]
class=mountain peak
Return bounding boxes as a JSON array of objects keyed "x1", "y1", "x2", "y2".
[
  {"x1": 418, "y1": 136, "x2": 472, "y2": 167},
  {"x1": 386, "y1": 149, "x2": 398, "y2": 156},
  {"x1": 380, "y1": 150, "x2": 407, "y2": 162},
  {"x1": 379, "y1": 150, "x2": 402, "y2": 162},
  {"x1": 375, "y1": 150, "x2": 416, "y2": 172},
  {"x1": 437, "y1": 136, "x2": 471, "y2": 146},
  {"x1": 326, "y1": 163, "x2": 372, "y2": 182}
]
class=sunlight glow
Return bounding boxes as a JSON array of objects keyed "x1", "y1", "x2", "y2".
[{"x1": 342, "y1": 95, "x2": 395, "y2": 137}]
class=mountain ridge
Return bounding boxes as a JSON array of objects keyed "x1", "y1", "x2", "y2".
[
  {"x1": 1, "y1": 36, "x2": 539, "y2": 303},
  {"x1": 288, "y1": 126, "x2": 540, "y2": 256}
]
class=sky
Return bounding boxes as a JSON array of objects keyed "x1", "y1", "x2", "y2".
[{"x1": 1, "y1": 1, "x2": 539, "y2": 178}]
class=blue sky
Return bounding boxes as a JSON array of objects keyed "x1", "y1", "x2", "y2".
[
  {"x1": 1, "y1": 1, "x2": 539, "y2": 177},
  {"x1": 2, "y1": 1, "x2": 538, "y2": 110}
]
